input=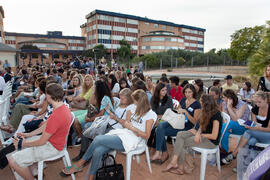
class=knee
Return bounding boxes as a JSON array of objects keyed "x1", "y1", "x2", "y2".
[
  {"x1": 247, "y1": 137, "x2": 257, "y2": 146},
  {"x1": 157, "y1": 122, "x2": 166, "y2": 131},
  {"x1": 8, "y1": 156, "x2": 15, "y2": 168}
]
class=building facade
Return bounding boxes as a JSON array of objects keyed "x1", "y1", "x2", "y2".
[{"x1": 82, "y1": 9, "x2": 206, "y2": 57}]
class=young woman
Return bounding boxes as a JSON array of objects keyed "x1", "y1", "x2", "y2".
[
  {"x1": 220, "y1": 89, "x2": 250, "y2": 154},
  {"x1": 146, "y1": 76, "x2": 156, "y2": 95},
  {"x1": 107, "y1": 88, "x2": 133, "y2": 130},
  {"x1": 72, "y1": 80, "x2": 114, "y2": 161},
  {"x1": 222, "y1": 91, "x2": 270, "y2": 164},
  {"x1": 163, "y1": 94, "x2": 223, "y2": 175},
  {"x1": 70, "y1": 75, "x2": 94, "y2": 110},
  {"x1": 148, "y1": 83, "x2": 173, "y2": 148},
  {"x1": 151, "y1": 84, "x2": 201, "y2": 164},
  {"x1": 240, "y1": 81, "x2": 255, "y2": 103},
  {"x1": 62, "y1": 89, "x2": 157, "y2": 180},
  {"x1": 109, "y1": 74, "x2": 120, "y2": 97},
  {"x1": 66, "y1": 75, "x2": 82, "y2": 102},
  {"x1": 194, "y1": 79, "x2": 204, "y2": 100},
  {"x1": 258, "y1": 65, "x2": 270, "y2": 92},
  {"x1": 119, "y1": 77, "x2": 130, "y2": 90}
]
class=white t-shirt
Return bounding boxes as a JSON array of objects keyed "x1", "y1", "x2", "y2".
[
  {"x1": 239, "y1": 88, "x2": 255, "y2": 99},
  {"x1": 108, "y1": 104, "x2": 133, "y2": 129},
  {"x1": 0, "y1": 76, "x2": 6, "y2": 91},
  {"x1": 37, "y1": 94, "x2": 46, "y2": 112},
  {"x1": 112, "y1": 83, "x2": 120, "y2": 94},
  {"x1": 129, "y1": 105, "x2": 157, "y2": 132}
]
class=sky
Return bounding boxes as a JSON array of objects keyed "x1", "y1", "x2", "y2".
[{"x1": 1, "y1": 0, "x2": 270, "y2": 52}]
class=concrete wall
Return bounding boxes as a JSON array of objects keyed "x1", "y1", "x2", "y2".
[{"x1": 0, "y1": 51, "x2": 16, "y2": 67}]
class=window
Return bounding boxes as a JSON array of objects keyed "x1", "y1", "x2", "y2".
[
  {"x1": 178, "y1": 39, "x2": 184, "y2": 43},
  {"x1": 127, "y1": 28, "x2": 138, "y2": 33},
  {"x1": 162, "y1": 25, "x2": 166, "y2": 30},
  {"x1": 145, "y1": 22, "x2": 149, "y2": 25},
  {"x1": 98, "y1": 39, "x2": 111, "y2": 44},
  {"x1": 190, "y1": 36, "x2": 197, "y2": 41},
  {"x1": 198, "y1": 31, "x2": 204, "y2": 35},
  {"x1": 171, "y1": 38, "x2": 177, "y2": 42},
  {"x1": 165, "y1": 38, "x2": 171, "y2": 41},
  {"x1": 154, "y1": 24, "x2": 158, "y2": 28},
  {"x1": 151, "y1": 46, "x2": 165, "y2": 50},
  {"x1": 182, "y1": 28, "x2": 190, "y2": 33},
  {"x1": 142, "y1": 46, "x2": 150, "y2": 50},
  {"x1": 197, "y1": 37, "x2": 203, "y2": 42},
  {"x1": 142, "y1": 37, "x2": 150, "y2": 42},
  {"x1": 151, "y1": 37, "x2": 165, "y2": 41}
]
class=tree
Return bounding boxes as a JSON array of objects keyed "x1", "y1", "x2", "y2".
[
  {"x1": 117, "y1": 39, "x2": 132, "y2": 62},
  {"x1": 20, "y1": 44, "x2": 39, "y2": 50},
  {"x1": 229, "y1": 25, "x2": 264, "y2": 62},
  {"x1": 82, "y1": 44, "x2": 107, "y2": 59},
  {"x1": 141, "y1": 54, "x2": 159, "y2": 68},
  {"x1": 248, "y1": 21, "x2": 270, "y2": 77}
]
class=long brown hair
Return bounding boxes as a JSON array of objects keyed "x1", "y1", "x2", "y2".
[
  {"x1": 131, "y1": 89, "x2": 151, "y2": 121},
  {"x1": 200, "y1": 94, "x2": 219, "y2": 131}
]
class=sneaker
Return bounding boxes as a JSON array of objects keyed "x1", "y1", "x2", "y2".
[{"x1": 221, "y1": 153, "x2": 235, "y2": 165}]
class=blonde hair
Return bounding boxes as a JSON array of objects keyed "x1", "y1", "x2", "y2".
[
  {"x1": 254, "y1": 90, "x2": 270, "y2": 103},
  {"x1": 131, "y1": 89, "x2": 151, "y2": 121},
  {"x1": 82, "y1": 75, "x2": 93, "y2": 95},
  {"x1": 119, "y1": 88, "x2": 133, "y2": 106}
]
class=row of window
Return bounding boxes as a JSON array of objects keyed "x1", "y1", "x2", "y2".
[
  {"x1": 97, "y1": 34, "x2": 137, "y2": 41},
  {"x1": 68, "y1": 39, "x2": 85, "y2": 44},
  {"x1": 68, "y1": 47, "x2": 84, "y2": 50},
  {"x1": 184, "y1": 36, "x2": 203, "y2": 42},
  {"x1": 33, "y1": 43, "x2": 66, "y2": 49},
  {"x1": 5, "y1": 40, "x2": 16, "y2": 44},
  {"x1": 149, "y1": 31, "x2": 175, "y2": 35},
  {"x1": 182, "y1": 28, "x2": 204, "y2": 35},
  {"x1": 184, "y1": 42, "x2": 204, "y2": 48},
  {"x1": 142, "y1": 37, "x2": 184, "y2": 43},
  {"x1": 141, "y1": 46, "x2": 184, "y2": 50},
  {"x1": 5, "y1": 36, "x2": 16, "y2": 40}
]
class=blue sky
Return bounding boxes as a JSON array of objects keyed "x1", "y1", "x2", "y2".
[{"x1": 1, "y1": 0, "x2": 269, "y2": 52}]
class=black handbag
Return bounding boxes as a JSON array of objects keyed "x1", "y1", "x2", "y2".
[
  {"x1": 23, "y1": 119, "x2": 43, "y2": 133},
  {"x1": 0, "y1": 144, "x2": 15, "y2": 169},
  {"x1": 96, "y1": 154, "x2": 124, "y2": 180}
]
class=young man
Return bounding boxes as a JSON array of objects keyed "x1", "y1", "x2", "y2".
[
  {"x1": 169, "y1": 76, "x2": 183, "y2": 101},
  {"x1": 8, "y1": 83, "x2": 72, "y2": 180},
  {"x1": 222, "y1": 75, "x2": 239, "y2": 92}
]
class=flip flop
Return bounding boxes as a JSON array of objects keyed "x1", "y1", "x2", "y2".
[
  {"x1": 151, "y1": 159, "x2": 162, "y2": 164},
  {"x1": 60, "y1": 164, "x2": 82, "y2": 177},
  {"x1": 162, "y1": 166, "x2": 178, "y2": 173},
  {"x1": 161, "y1": 154, "x2": 169, "y2": 164}
]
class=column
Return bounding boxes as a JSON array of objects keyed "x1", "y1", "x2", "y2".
[{"x1": 41, "y1": 53, "x2": 44, "y2": 65}]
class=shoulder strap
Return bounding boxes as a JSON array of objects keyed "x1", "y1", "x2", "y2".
[{"x1": 109, "y1": 109, "x2": 127, "y2": 127}]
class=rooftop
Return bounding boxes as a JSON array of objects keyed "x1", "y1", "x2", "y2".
[
  {"x1": 86, "y1": 9, "x2": 206, "y2": 32},
  {"x1": 0, "y1": 42, "x2": 18, "y2": 52},
  {"x1": 4, "y1": 31, "x2": 85, "y2": 40},
  {"x1": 18, "y1": 38, "x2": 66, "y2": 45}
]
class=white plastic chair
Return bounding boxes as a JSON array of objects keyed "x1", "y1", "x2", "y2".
[
  {"x1": 190, "y1": 112, "x2": 231, "y2": 180},
  {"x1": 255, "y1": 143, "x2": 270, "y2": 148},
  {"x1": 124, "y1": 142, "x2": 152, "y2": 180},
  {"x1": 0, "y1": 98, "x2": 8, "y2": 146},
  {"x1": 37, "y1": 113, "x2": 75, "y2": 180}
]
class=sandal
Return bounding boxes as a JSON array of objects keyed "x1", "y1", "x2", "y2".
[
  {"x1": 151, "y1": 154, "x2": 169, "y2": 165},
  {"x1": 168, "y1": 168, "x2": 184, "y2": 175},
  {"x1": 60, "y1": 164, "x2": 82, "y2": 177}
]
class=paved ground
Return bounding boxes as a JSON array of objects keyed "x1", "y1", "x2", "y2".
[{"x1": 0, "y1": 140, "x2": 237, "y2": 180}]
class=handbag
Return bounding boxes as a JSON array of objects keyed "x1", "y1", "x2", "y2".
[
  {"x1": 96, "y1": 154, "x2": 124, "y2": 180},
  {"x1": 70, "y1": 100, "x2": 89, "y2": 110},
  {"x1": 87, "y1": 104, "x2": 99, "y2": 118},
  {"x1": 161, "y1": 108, "x2": 185, "y2": 129},
  {"x1": 23, "y1": 119, "x2": 43, "y2": 133},
  {"x1": 83, "y1": 116, "x2": 110, "y2": 139},
  {"x1": 0, "y1": 144, "x2": 15, "y2": 169}
]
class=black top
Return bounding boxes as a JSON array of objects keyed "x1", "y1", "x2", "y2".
[
  {"x1": 180, "y1": 98, "x2": 201, "y2": 129},
  {"x1": 251, "y1": 105, "x2": 270, "y2": 128},
  {"x1": 150, "y1": 96, "x2": 173, "y2": 116},
  {"x1": 194, "y1": 111, "x2": 223, "y2": 145},
  {"x1": 258, "y1": 77, "x2": 270, "y2": 92}
]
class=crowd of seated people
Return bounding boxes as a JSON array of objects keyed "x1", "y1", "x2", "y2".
[{"x1": 0, "y1": 57, "x2": 270, "y2": 180}]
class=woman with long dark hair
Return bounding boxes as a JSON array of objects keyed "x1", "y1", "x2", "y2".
[
  {"x1": 163, "y1": 94, "x2": 223, "y2": 175},
  {"x1": 119, "y1": 77, "x2": 130, "y2": 90},
  {"x1": 240, "y1": 81, "x2": 255, "y2": 103},
  {"x1": 109, "y1": 74, "x2": 120, "y2": 97},
  {"x1": 72, "y1": 80, "x2": 114, "y2": 160},
  {"x1": 151, "y1": 84, "x2": 201, "y2": 164}
]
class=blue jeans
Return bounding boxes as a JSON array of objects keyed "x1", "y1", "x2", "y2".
[
  {"x1": 155, "y1": 121, "x2": 191, "y2": 152},
  {"x1": 82, "y1": 135, "x2": 125, "y2": 175},
  {"x1": 243, "y1": 129, "x2": 270, "y2": 146},
  {"x1": 13, "y1": 96, "x2": 31, "y2": 108},
  {"x1": 221, "y1": 120, "x2": 246, "y2": 152}
]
